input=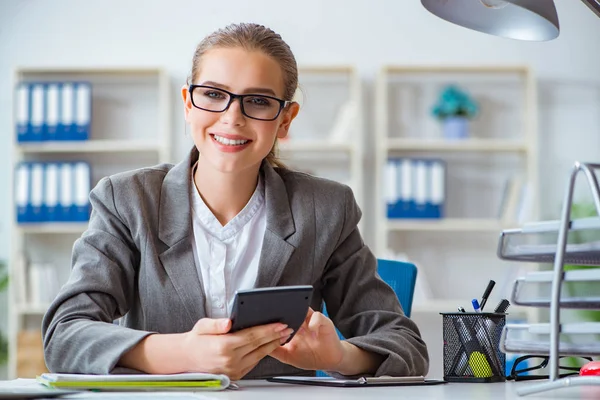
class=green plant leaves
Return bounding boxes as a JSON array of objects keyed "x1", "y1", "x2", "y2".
[{"x1": 431, "y1": 85, "x2": 479, "y2": 120}]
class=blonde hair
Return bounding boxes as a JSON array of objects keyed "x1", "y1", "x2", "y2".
[{"x1": 188, "y1": 23, "x2": 298, "y2": 169}]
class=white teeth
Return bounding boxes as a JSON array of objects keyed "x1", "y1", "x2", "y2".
[{"x1": 213, "y1": 135, "x2": 249, "y2": 146}]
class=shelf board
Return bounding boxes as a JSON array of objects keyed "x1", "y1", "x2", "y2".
[
  {"x1": 18, "y1": 222, "x2": 88, "y2": 234},
  {"x1": 279, "y1": 140, "x2": 354, "y2": 153},
  {"x1": 387, "y1": 218, "x2": 509, "y2": 232},
  {"x1": 17, "y1": 66, "x2": 163, "y2": 75},
  {"x1": 386, "y1": 138, "x2": 528, "y2": 153},
  {"x1": 16, "y1": 139, "x2": 162, "y2": 154},
  {"x1": 15, "y1": 303, "x2": 50, "y2": 315},
  {"x1": 383, "y1": 65, "x2": 529, "y2": 75},
  {"x1": 298, "y1": 65, "x2": 354, "y2": 74}
]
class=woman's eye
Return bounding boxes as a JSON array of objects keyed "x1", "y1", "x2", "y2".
[
  {"x1": 204, "y1": 90, "x2": 226, "y2": 99},
  {"x1": 247, "y1": 97, "x2": 271, "y2": 107}
]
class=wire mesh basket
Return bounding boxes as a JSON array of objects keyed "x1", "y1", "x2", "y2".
[{"x1": 441, "y1": 312, "x2": 506, "y2": 383}]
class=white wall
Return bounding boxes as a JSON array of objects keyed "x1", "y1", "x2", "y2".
[{"x1": 1, "y1": 0, "x2": 600, "y2": 378}]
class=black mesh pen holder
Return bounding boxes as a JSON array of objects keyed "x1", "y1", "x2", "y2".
[{"x1": 441, "y1": 312, "x2": 506, "y2": 383}]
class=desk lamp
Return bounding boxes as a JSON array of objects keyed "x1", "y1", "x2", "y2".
[{"x1": 421, "y1": 0, "x2": 600, "y2": 41}]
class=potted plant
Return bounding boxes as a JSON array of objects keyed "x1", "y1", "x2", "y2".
[
  {"x1": 431, "y1": 85, "x2": 479, "y2": 139},
  {"x1": 0, "y1": 261, "x2": 7, "y2": 366}
]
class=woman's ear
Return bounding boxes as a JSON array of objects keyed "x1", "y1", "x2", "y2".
[
  {"x1": 276, "y1": 102, "x2": 300, "y2": 139},
  {"x1": 181, "y1": 85, "x2": 193, "y2": 122}
]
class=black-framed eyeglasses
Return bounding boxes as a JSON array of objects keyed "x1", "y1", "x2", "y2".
[
  {"x1": 188, "y1": 85, "x2": 290, "y2": 121},
  {"x1": 507, "y1": 355, "x2": 593, "y2": 381}
]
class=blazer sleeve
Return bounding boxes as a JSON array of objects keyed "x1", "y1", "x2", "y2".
[
  {"x1": 42, "y1": 177, "x2": 153, "y2": 374},
  {"x1": 321, "y1": 186, "x2": 429, "y2": 377}
]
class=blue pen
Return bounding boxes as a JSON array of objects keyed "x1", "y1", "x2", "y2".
[{"x1": 472, "y1": 298, "x2": 482, "y2": 313}]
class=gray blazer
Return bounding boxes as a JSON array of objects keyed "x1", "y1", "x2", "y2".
[{"x1": 42, "y1": 148, "x2": 429, "y2": 378}]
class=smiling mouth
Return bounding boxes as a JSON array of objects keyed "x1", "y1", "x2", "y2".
[{"x1": 210, "y1": 134, "x2": 251, "y2": 146}]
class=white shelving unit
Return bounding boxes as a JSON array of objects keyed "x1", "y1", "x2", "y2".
[
  {"x1": 375, "y1": 65, "x2": 539, "y2": 317},
  {"x1": 7, "y1": 67, "x2": 171, "y2": 379},
  {"x1": 282, "y1": 66, "x2": 364, "y2": 211}
]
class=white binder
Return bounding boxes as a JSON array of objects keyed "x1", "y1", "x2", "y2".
[
  {"x1": 73, "y1": 162, "x2": 91, "y2": 221},
  {"x1": 45, "y1": 83, "x2": 60, "y2": 141},
  {"x1": 413, "y1": 160, "x2": 428, "y2": 209},
  {"x1": 16, "y1": 83, "x2": 30, "y2": 142},
  {"x1": 60, "y1": 83, "x2": 75, "y2": 140},
  {"x1": 75, "y1": 83, "x2": 91, "y2": 140},
  {"x1": 30, "y1": 163, "x2": 44, "y2": 221},
  {"x1": 44, "y1": 163, "x2": 59, "y2": 221},
  {"x1": 430, "y1": 161, "x2": 445, "y2": 206},
  {"x1": 30, "y1": 84, "x2": 45, "y2": 141},
  {"x1": 59, "y1": 163, "x2": 74, "y2": 221},
  {"x1": 399, "y1": 158, "x2": 412, "y2": 211},
  {"x1": 385, "y1": 159, "x2": 398, "y2": 206},
  {"x1": 15, "y1": 163, "x2": 30, "y2": 222}
]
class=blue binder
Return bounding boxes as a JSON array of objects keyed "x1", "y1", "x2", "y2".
[
  {"x1": 45, "y1": 83, "x2": 61, "y2": 141},
  {"x1": 73, "y1": 82, "x2": 91, "y2": 141},
  {"x1": 427, "y1": 160, "x2": 445, "y2": 219},
  {"x1": 58, "y1": 83, "x2": 75, "y2": 141},
  {"x1": 15, "y1": 163, "x2": 32, "y2": 223},
  {"x1": 72, "y1": 162, "x2": 91, "y2": 221},
  {"x1": 57, "y1": 162, "x2": 74, "y2": 221},
  {"x1": 43, "y1": 163, "x2": 60, "y2": 222},
  {"x1": 385, "y1": 158, "x2": 398, "y2": 218},
  {"x1": 30, "y1": 83, "x2": 45, "y2": 142},
  {"x1": 30, "y1": 163, "x2": 45, "y2": 222},
  {"x1": 16, "y1": 83, "x2": 32, "y2": 142}
]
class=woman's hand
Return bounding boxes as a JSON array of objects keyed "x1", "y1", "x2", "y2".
[
  {"x1": 269, "y1": 308, "x2": 346, "y2": 371},
  {"x1": 181, "y1": 318, "x2": 293, "y2": 380}
]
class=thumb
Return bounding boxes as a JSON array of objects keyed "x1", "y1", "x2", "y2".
[
  {"x1": 192, "y1": 318, "x2": 231, "y2": 335},
  {"x1": 309, "y1": 311, "x2": 335, "y2": 338}
]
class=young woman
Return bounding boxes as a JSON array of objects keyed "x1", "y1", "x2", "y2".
[{"x1": 42, "y1": 23, "x2": 429, "y2": 380}]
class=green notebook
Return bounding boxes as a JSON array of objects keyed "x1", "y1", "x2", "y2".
[{"x1": 37, "y1": 372, "x2": 230, "y2": 391}]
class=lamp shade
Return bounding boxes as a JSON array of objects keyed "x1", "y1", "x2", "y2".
[{"x1": 421, "y1": 0, "x2": 560, "y2": 41}]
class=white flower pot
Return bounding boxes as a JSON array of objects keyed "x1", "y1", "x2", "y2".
[{"x1": 443, "y1": 116, "x2": 469, "y2": 139}]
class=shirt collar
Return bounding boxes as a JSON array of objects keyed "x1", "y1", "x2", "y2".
[{"x1": 191, "y1": 161, "x2": 265, "y2": 240}]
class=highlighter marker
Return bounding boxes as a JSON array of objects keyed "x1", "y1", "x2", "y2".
[
  {"x1": 469, "y1": 351, "x2": 493, "y2": 378},
  {"x1": 494, "y1": 299, "x2": 510, "y2": 314},
  {"x1": 472, "y1": 299, "x2": 482, "y2": 313}
]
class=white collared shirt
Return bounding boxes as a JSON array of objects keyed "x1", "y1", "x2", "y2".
[{"x1": 190, "y1": 165, "x2": 266, "y2": 318}]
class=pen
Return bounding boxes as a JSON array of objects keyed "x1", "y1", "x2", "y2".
[
  {"x1": 457, "y1": 306, "x2": 466, "y2": 313},
  {"x1": 479, "y1": 280, "x2": 496, "y2": 311},
  {"x1": 472, "y1": 298, "x2": 482, "y2": 313}
]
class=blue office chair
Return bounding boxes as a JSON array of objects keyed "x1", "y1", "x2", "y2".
[
  {"x1": 316, "y1": 259, "x2": 417, "y2": 376},
  {"x1": 376, "y1": 258, "x2": 417, "y2": 318}
]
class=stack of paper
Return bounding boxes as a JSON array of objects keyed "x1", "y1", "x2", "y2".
[{"x1": 37, "y1": 373, "x2": 230, "y2": 392}]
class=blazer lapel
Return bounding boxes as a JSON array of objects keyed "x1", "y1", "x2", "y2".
[
  {"x1": 157, "y1": 148, "x2": 206, "y2": 325},
  {"x1": 254, "y1": 162, "x2": 297, "y2": 288}
]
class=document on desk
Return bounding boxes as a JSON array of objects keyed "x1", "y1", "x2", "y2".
[
  {"x1": 37, "y1": 372, "x2": 230, "y2": 391},
  {"x1": 267, "y1": 375, "x2": 446, "y2": 387}
]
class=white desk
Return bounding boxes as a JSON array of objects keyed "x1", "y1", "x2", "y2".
[
  {"x1": 221, "y1": 380, "x2": 600, "y2": 400},
  {"x1": 2, "y1": 379, "x2": 600, "y2": 399}
]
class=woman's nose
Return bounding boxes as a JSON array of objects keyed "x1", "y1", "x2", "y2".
[{"x1": 219, "y1": 97, "x2": 246, "y2": 125}]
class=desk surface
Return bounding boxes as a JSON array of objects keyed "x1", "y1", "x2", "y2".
[
  {"x1": 225, "y1": 380, "x2": 599, "y2": 400},
  {"x1": 2, "y1": 379, "x2": 600, "y2": 399}
]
